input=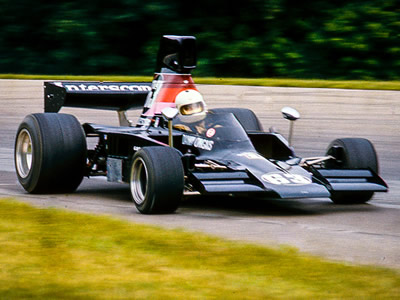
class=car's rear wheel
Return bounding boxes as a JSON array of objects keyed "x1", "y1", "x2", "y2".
[
  {"x1": 325, "y1": 138, "x2": 378, "y2": 204},
  {"x1": 130, "y1": 147, "x2": 184, "y2": 214},
  {"x1": 210, "y1": 108, "x2": 263, "y2": 132},
  {"x1": 15, "y1": 113, "x2": 87, "y2": 193}
]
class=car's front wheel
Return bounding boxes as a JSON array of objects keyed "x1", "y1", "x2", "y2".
[
  {"x1": 325, "y1": 138, "x2": 378, "y2": 204},
  {"x1": 130, "y1": 147, "x2": 184, "y2": 214},
  {"x1": 14, "y1": 113, "x2": 87, "y2": 193}
]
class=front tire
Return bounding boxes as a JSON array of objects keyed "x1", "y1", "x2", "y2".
[
  {"x1": 130, "y1": 147, "x2": 184, "y2": 214},
  {"x1": 14, "y1": 113, "x2": 87, "y2": 193},
  {"x1": 325, "y1": 138, "x2": 378, "y2": 204}
]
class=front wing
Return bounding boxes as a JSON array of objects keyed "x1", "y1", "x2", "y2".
[{"x1": 188, "y1": 168, "x2": 387, "y2": 199}]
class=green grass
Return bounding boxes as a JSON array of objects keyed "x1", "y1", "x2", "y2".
[
  {"x1": 1, "y1": 74, "x2": 400, "y2": 90},
  {"x1": 0, "y1": 198, "x2": 399, "y2": 299}
]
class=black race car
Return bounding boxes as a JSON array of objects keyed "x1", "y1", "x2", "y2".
[{"x1": 14, "y1": 35, "x2": 388, "y2": 214}]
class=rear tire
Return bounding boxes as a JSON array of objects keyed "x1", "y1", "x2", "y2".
[
  {"x1": 325, "y1": 138, "x2": 378, "y2": 204},
  {"x1": 210, "y1": 108, "x2": 263, "y2": 132},
  {"x1": 14, "y1": 113, "x2": 87, "y2": 193},
  {"x1": 130, "y1": 147, "x2": 184, "y2": 214}
]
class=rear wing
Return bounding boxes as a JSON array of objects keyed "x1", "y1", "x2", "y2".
[{"x1": 44, "y1": 81, "x2": 152, "y2": 113}]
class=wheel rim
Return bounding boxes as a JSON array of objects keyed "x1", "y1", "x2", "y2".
[
  {"x1": 15, "y1": 129, "x2": 33, "y2": 178},
  {"x1": 130, "y1": 157, "x2": 148, "y2": 205}
]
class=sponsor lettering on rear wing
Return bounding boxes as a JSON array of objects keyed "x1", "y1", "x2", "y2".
[{"x1": 44, "y1": 81, "x2": 152, "y2": 112}]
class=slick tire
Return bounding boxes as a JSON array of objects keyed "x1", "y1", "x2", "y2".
[
  {"x1": 130, "y1": 147, "x2": 184, "y2": 214},
  {"x1": 325, "y1": 138, "x2": 378, "y2": 204},
  {"x1": 210, "y1": 108, "x2": 264, "y2": 132},
  {"x1": 14, "y1": 113, "x2": 87, "y2": 193}
]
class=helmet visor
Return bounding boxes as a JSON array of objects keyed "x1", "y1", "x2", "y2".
[{"x1": 179, "y1": 101, "x2": 205, "y2": 115}]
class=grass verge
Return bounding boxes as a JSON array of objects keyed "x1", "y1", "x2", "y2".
[
  {"x1": 1, "y1": 74, "x2": 400, "y2": 90},
  {"x1": 0, "y1": 198, "x2": 399, "y2": 299}
]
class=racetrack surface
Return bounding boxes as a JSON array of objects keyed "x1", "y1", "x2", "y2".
[{"x1": 1, "y1": 80, "x2": 399, "y2": 269}]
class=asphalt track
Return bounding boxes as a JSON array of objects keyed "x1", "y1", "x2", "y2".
[{"x1": 1, "y1": 80, "x2": 399, "y2": 269}]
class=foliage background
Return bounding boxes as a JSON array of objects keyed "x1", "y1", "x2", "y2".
[{"x1": 0, "y1": 0, "x2": 399, "y2": 79}]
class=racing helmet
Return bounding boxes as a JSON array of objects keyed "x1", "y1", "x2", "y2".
[{"x1": 175, "y1": 89, "x2": 207, "y2": 122}]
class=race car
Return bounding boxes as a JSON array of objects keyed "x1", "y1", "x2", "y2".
[{"x1": 14, "y1": 35, "x2": 388, "y2": 214}]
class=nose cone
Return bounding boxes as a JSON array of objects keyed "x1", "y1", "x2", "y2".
[{"x1": 234, "y1": 153, "x2": 331, "y2": 199}]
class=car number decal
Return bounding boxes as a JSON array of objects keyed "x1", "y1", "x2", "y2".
[{"x1": 261, "y1": 173, "x2": 312, "y2": 185}]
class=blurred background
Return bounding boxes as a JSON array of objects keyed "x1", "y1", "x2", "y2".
[{"x1": 0, "y1": 0, "x2": 398, "y2": 79}]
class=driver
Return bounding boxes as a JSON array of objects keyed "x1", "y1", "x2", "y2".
[
  {"x1": 175, "y1": 90, "x2": 206, "y2": 121},
  {"x1": 174, "y1": 89, "x2": 209, "y2": 134}
]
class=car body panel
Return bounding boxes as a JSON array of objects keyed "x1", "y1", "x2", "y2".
[{"x1": 39, "y1": 35, "x2": 387, "y2": 205}]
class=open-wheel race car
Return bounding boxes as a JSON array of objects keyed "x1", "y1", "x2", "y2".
[{"x1": 14, "y1": 35, "x2": 388, "y2": 214}]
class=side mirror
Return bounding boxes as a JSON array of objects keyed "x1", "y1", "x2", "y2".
[
  {"x1": 281, "y1": 106, "x2": 300, "y2": 121},
  {"x1": 161, "y1": 107, "x2": 179, "y2": 120},
  {"x1": 161, "y1": 107, "x2": 179, "y2": 147},
  {"x1": 281, "y1": 107, "x2": 300, "y2": 147}
]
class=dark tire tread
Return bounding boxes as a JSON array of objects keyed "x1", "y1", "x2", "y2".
[
  {"x1": 130, "y1": 147, "x2": 184, "y2": 214},
  {"x1": 325, "y1": 138, "x2": 378, "y2": 204},
  {"x1": 15, "y1": 113, "x2": 87, "y2": 193}
]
